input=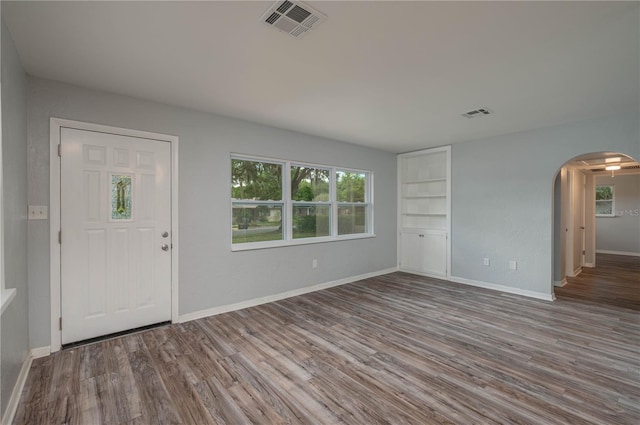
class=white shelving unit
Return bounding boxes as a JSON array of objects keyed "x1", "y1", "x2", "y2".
[{"x1": 397, "y1": 146, "x2": 451, "y2": 278}]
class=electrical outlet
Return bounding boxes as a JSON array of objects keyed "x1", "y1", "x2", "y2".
[
  {"x1": 509, "y1": 260, "x2": 517, "y2": 270},
  {"x1": 28, "y1": 205, "x2": 48, "y2": 220},
  {"x1": 312, "y1": 259, "x2": 318, "y2": 268},
  {"x1": 483, "y1": 257, "x2": 490, "y2": 266}
]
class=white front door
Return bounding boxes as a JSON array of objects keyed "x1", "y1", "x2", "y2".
[{"x1": 60, "y1": 127, "x2": 172, "y2": 344}]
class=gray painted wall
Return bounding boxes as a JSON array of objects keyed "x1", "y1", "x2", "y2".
[
  {"x1": 595, "y1": 173, "x2": 640, "y2": 254},
  {"x1": 27, "y1": 77, "x2": 398, "y2": 349},
  {"x1": 1, "y1": 17, "x2": 29, "y2": 416},
  {"x1": 451, "y1": 112, "x2": 639, "y2": 296}
]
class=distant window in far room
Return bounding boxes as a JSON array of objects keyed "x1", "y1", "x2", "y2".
[{"x1": 595, "y1": 185, "x2": 615, "y2": 217}]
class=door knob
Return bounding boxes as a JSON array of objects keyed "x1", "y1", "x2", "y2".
[
  {"x1": 161, "y1": 244, "x2": 169, "y2": 251},
  {"x1": 162, "y1": 231, "x2": 169, "y2": 238}
]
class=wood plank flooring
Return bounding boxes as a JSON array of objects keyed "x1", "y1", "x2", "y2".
[
  {"x1": 555, "y1": 253, "x2": 640, "y2": 310},
  {"x1": 14, "y1": 271, "x2": 640, "y2": 424}
]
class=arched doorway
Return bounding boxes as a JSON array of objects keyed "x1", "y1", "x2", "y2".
[{"x1": 552, "y1": 152, "x2": 640, "y2": 308}]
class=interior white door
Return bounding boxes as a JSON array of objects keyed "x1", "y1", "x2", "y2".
[{"x1": 60, "y1": 127, "x2": 171, "y2": 344}]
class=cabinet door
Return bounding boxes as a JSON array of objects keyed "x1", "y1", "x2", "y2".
[
  {"x1": 400, "y1": 231, "x2": 447, "y2": 277},
  {"x1": 400, "y1": 232, "x2": 423, "y2": 272},
  {"x1": 422, "y1": 232, "x2": 447, "y2": 277}
]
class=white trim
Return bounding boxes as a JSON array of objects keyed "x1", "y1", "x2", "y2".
[
  {"x1": 584, "y1": 262, "x2": 595, "y2": 268},
  {"x1": 230, "y1": 154, "x2": 374, "y2": 249},
  {"x1": 554, "y1": 278, "x2": 568, "y2": 287},
  {"x1": 49, "y1": 118, "x2": 180, "y2": 353},
  {"x1": 0, "y1": 288, "x2": 16, "y2": 315},
  {"x1": 450, "y1": 276, "x2": 555, "y2": 301},
  {"x1": 397, "y1": 145, "x2": 451, "y2": 279},
  {"x1": 232, "y1": 233, "x2": 376, "y2": 251},
  {"x1": 1, "y1": 350, "x2": 33, "y2": 425},
  {"x1": 571, "y1": 266, "x2": 582, "y2": 277},
  {"x1": 30, "y1": 346, "x2": 51, "y2": 359},
  {"x1": 178, "y1": 267, "x2": 398, "y2": 323},
  {"x1": 596, "y1": 249, "x2": 640, "y2": 257}
]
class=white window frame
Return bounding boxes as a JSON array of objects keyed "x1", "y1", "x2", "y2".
[
  {"x1": 231, "y1": 154, "x2": 374, "y2": 251},
  {"x1": 291, "y1": 163, "x2": 333, "y2": 240},
  {"x1": 595, "y1": 184, "x2": 615, "y2": 217},
  {"x1": 0, "y1": 71, "x2": 16, "y2": 315}
]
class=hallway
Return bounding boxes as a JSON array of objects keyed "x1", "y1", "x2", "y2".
[{"x1": 555, "y1": 253, "x2": 640, "y2": 311}]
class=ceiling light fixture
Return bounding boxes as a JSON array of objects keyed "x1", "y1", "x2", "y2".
[{"x1": 605, "y1": 164, "x2": 621, "y2": 178}]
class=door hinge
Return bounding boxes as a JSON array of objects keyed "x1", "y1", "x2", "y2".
[
  {"x1": 58, "y1": 230, "x2": 62, "y2": 244},
  {"x1": 59, "y1": 317, "x2": 62, "y2": 330},
  {"x1": 582, "y1": 250, "x2": 586, "y2": 255},
  {"x1": 58, "y1": 144, "x2": 62, "y2": 157}
]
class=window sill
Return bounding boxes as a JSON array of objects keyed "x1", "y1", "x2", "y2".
[
  {"x1": 232, "y1": 233, "x2": 376, "y2": 252},
  {"x1": 1, "y1": 288, "x2": 17, "y2": 315}
]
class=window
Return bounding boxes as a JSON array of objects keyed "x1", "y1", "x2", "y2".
[
  {"x1": 595, "y1": 185, "x2": 615, "y2": 217},
  {"x1": 291, "y1": 166, "x2": 331, "y2": 239},
  {"x1": 231, "y1": 158, "x2": 284, "y2": 244},
  {"x1": 231, "y1": 155, "x2": 372, "y2": 249},
  {"x1": 336, "y1": 170, "x2": 368, "y2": 235}
]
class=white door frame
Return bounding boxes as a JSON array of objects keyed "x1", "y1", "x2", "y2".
[{"x1": 50, "y1": 118, "x2": 179, "y2": 353}]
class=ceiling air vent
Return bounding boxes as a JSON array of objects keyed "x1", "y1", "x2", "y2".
[
  {"x1": 260, "y1": 0, "x2": 327, "y2": 39},
  {"x1": 462, "y1": 108, "x2": 492, "y2": 119}
]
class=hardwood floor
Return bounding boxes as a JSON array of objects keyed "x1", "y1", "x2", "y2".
[
  {"x1": 14, "y1": 272, "x2": 640, "y2": 424},
  {"x1": 555, "y1": 253, "x2": 640, "y2": 310}
]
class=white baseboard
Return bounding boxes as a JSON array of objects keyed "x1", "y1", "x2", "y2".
[
  {"x1": 554, "y1": 278, "x2": 568, "y2": 287},
  {"x1": 178, "y1": 267, "x2": 398, "y2": 323},
  {"x1": 596, "y1": 249, "x2": 640, "y2": 257},
  {"x1": 584, "y1": 262, "x2": 595, "y2": 268},
  {"x1": 1, "y1": 349, "x2": 37, "y2": 425},
  {"x1": 30, "y1": 346, "x2": 51, "y2": 359},
  {"x1": 567, "y1": 266, "x2": 582, "y2": 278},
  {"x1": 450, "y1": 276, "x2": 555, "y2": 301}
]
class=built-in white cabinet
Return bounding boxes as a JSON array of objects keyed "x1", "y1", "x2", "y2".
[{"x1": 398, "y1": 146, "x2": 450, "y2": 278}]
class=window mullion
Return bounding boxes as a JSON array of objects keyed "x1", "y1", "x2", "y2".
[
  {"x1": 331, "y1": 167, "x2": 337, "y2": 237},
  {"x1": 284, "y1": 160, "x2": 292, "y2": 241}
]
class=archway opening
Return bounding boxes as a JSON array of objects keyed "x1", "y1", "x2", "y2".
[{"x1": 552, "y1": 152, "x2": 640, "y2": 309}]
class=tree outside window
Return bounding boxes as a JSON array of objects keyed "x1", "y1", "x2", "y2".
[{"x1": 231, "y1": 156, "x2": 372, "y2": 247}]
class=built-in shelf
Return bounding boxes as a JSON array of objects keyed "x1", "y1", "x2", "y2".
[
  {"x1": 403, "y1": 195, "x2": 446, "y2": 199},
  {"x1": 398, "y1": 146, "x2": 451, "y2": 278},
  {"x1": 402, "y1": 177, "x2": 447, "y2": 184},
  {"x1": 402, "y1": 213, "x2": 446, "y2": 217}
]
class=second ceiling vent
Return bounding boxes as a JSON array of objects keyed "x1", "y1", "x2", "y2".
[
  {"x1": 462, "y1": 108, "x2": 492, "y2": 119},
  {"x1": 260, "y1": 0, "x2": 327, "y2": 39}
]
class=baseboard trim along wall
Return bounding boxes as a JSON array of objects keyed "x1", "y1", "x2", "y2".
[
  {"x1": 1, "y1": 346, "x2": 50, "y2": 425},
  {"x1": 554, "y1": 278, "x2": 568, "y2": 287},
  {"x1": 450, "y1": 276, "x2": 555, "y2": 302},
  {"x1": 30, "y1": 346, "x2": 51, "y2": 359},
  {"x1": 596, "y1": 249, "x2": 640, "y2": 257},
  {"x1": 178, "y1": 267, "x2": 399, "y2": 323}
]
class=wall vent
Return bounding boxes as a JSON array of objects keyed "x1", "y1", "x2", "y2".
[
  {"x1": 260, "y1": 0, "x2": 327, "y2": 39},
  {"x1": 462, "y1": 108, "x2": 492, "y2": 118}
]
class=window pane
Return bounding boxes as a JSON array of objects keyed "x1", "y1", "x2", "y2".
[
  {"x1": 232, "y1": 203, "x2": 283, "y2": 244},
  {"x1": 336, "y1": 171, "x2": 366, "y2": 202},
  {"x1": 338, "y1": 205, "x2": 367, "y2": 235},
  {"x1": 596, "y1": 201, "x2": 613, "y2": 216},
  {"x1": 595, "y1": 186, "x2": 613, "y2": 201},
  {"x1": 292, "y1": 205, "x2": 330, "y2": 239},
  {"x1": 291, "y1": 166, "x2": 330, "y2": 201},
  {"x1": 232, "y1": 159, "x2": 282, "y2": 201}
]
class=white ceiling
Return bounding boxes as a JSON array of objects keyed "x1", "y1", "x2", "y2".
[{"x1": 3, "y1": 1, "x2": 639, "y2": 153}]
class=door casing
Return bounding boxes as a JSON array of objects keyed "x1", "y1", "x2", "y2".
[{"x1": 50, "y1": 118, "x2": 179, "y2": 353}]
